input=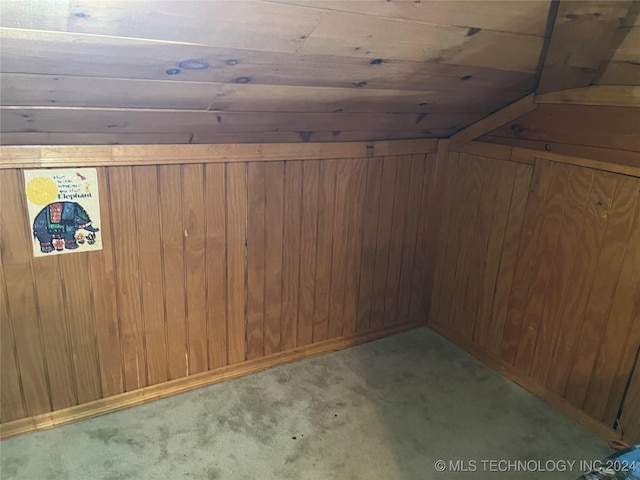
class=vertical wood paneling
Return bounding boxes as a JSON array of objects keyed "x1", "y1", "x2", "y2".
[
  {"x1": 624, "y1": 357, "x2": 640, "y2": 443},
  {"x1": 458, "y1": 155, "x2": 488, "y2": 335},
  {"x1": 528, "y1": 167, "x2": 594, "y2": 385},
  {"x1": 544, "y1": 169, "x2": 605, "y2": 394},
  {"x1": 413, "y1": 151, "x2": 443, "y2": 323},
  {"x1": 246, "y1": 163, "x2": 266, "y2": 359},
  {"x1": 342, "y1": 158, "x2": 367, "y2": 335},
  {"x1": 465, "y1": 157, "x2": 498, "y2": 340},
  {"x1": 370, "y1": 157, "x2": 397, "y2": 329},
  {"x1": 597, "y1": 201, "x2": 640, "y2": 425},
  {"x1": 607, "y1": 321, "x2": 640, "y2": 430},
  {"x1": 448, "y1": 154, "x2": 483, "y2": 338},
  {"x1": 356, "y1": 157, "x2": 383, "y2": 332},
  {"x1": 0, "y1": 170, "x2": 50, "y2": 417},
  {"x1": 583, "y1": 189, "x2": 640, "y2": 422},
  {"x1": 158, "y1": 165, "x2": 187, "y2": 379},
  {"x1": 264, "y1": 162, "x2": 284, "y2": 354},
  {"x1": 328, "y1": 159, "x2": 350, "y2": 339},
  {"x1": 546, "y1": 171, "x2": 618, "y2": 396},
  {"x1": 313, "y1": 160, "x2": 337, "y2": 343},
  {"x1": 427, "y1": 152, "x2": 457, "y2": 326},
  {"x1": 226, "y1": 163, "x2": 247, "y2": 365},
  {"x1": 500, "y1": 160, "x2": 557, "y2": 364},
  {"x1": 133, "y1": 166, "x2": 168, "y2": 386},
  {"x1": 183, "y1": 164, "x2": 208, "y2": 374},
  {"x1": 564, "y1": 175, "x2": 639, "y2": 408},
  {"x1": 204, "y1": 163, "x2": 228, "y2": 369},
  {"x1": 396, "y1": 154, "x2": 426, "y2": 323},
  {"x1": 3, "y1": 147, "x2": 636, "y2": 440},
  {"x1": 89, "y1": 167, "x2": 124, "y2": 397},
  {"x1": 1, "y1": 151, "x2": 448, "y2": 427},
  {"x1": 433, "y1": 153, "x2": 469, "y2": 330},
  {"x1": 29, "y1": 210, "x2": 78, "y2": 409},
  {"x1": 487, "y1": 163, "x2": 533, "y2": 354},
  {"x1": 0, "y1": 263, "x2": 26, "y2": 422},
  {"x1": 430, "y1": 150, "x2": 639, "y2": 437},
  {"x1": 298, "y1": 160, "x2": 319, "y2": 346},
  {"x1": 58, "y1": 253, "x2": 102, "y2": 404},
  {"x1": 281, "y1": 161, "x2": 303, "y2": 350},
  {"x1": 110, "y1": 167, "x2": 147, "y2": 391},
  {"x1": 431, "y1": 155, "x2": 531, "y2": 344},
  {"x1": 513, "y1": 163, "x2": 573, "y2": 373},
  {"x1": 383, "y1": 155, "x2": 412, "y2": 326},
  {"x1": 473, "y1": 160, "x2": 512, "y2": 346},
  {"x1": 32, "y1": 255, "x2": 77, "y2": 410}
]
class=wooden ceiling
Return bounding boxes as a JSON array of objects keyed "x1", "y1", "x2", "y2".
[{"x1": 0, "y1": 1, "x2": 638, "y2": 145}]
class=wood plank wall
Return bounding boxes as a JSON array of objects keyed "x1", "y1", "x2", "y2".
[
  {"x1": 477, "y1": 104, "x2": 640, "y2": 173},
  {"x1": 0, "y1": 152, "x2": 439, "y2": 425},
  {"x1": 429, "y1": 150, "x2": 640, "y2": 438},
  {"x1": 624, "y1": 357, "x2": 640, "y2": 443}
]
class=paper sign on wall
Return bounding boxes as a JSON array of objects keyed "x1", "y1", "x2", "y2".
[{"x1": 24, "y1": 168, "x2": 103, "y2": 257}]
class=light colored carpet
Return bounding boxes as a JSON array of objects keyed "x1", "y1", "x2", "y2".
[{"x1": 0, "y1": 327, "x2": 608, "y2": 479}]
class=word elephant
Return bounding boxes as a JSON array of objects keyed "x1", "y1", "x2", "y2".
[{"x1": 33, "y1": 201, "x2": 99, "y2": 253}]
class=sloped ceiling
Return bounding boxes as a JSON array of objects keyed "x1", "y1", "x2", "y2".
[{"x1": 0, "y1": 0, "x2": 637, "y2": 145}]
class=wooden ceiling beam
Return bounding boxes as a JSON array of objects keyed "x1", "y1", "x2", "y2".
[
  {"x1": 0, "y1": 1, "x2": 552, "y2": 145},
  {"x1": 597, "y1": 61, "x2": 640, "y2": 86},
  {"x1": 0, "y1": 28, "x2": 537, "y2": 93},
  {"x1": 535, "y1": 85, "x2": 640, "y2": 107},
  {"x1": 0, "y1": 1, "x2": 545, "y2": 70},
  {"x1": 596, "y1": 2, "x2": 640, "y2": 86},
  {"x1": 0, "y1": 107, "x2": 485, "y2": 135},
  {"x1": 449, "y1": 94, "x2": 537, "y2": 144},
  {"x1": 0, "y1": 72, "x2": 525, "y2": 114},
  {"x1": 537, "y1": 1, "x2": 636, "y2": 94},
  {"x1": 478, "y1": 104, "x2": 640, "y2": 153},
  {"x1": 268, "y1": 1, "x2": 551, "y2": 36},
  {"x1": 0, "y1": 131, "x2": 453, "y2": 147}
]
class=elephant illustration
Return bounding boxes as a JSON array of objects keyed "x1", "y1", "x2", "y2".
[{"x1": 33, "y1": 201, "x2": 99, "y2": 253}]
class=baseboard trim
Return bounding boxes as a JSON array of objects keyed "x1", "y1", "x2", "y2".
[
  {"x1": 0, "y1": 321, "x2": 420, "y2": 439},
  {"x1": 427, "y1": 322, "x2": 617, "y2": 441}
]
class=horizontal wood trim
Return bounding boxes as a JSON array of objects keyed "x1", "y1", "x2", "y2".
[
  {"x1": 0, "y1": 131, "x2": 448, "y2": 146},
  {"x1": 428, "y1": 323, "x2": 617, "y2": 441},
  {"x1": 450, "y1": 140, "x2": 514, "y2": 161},
  {"x1": 0, "y1": 107, "x2": 484, "y2": 135},
  {"x1": 449, "y1": 94, "x2": 537, "y2": 144},
  {"x1": 483, "y1": 104, "x2": 640, "y2": 153},
  {"x1": 372, "y1": 139, "x2": 438, "y2": 156},
  {"x1": 0, "y1": 139, "x2": 437, "y2": 168},
  {"x1": 476, "y1": 136, "x2": 640, "y2": 177},
  {"x1": 520, "y1": 148, "x2": 640, "y2": 178},
  {"x1": 449, "y1": 141, "x2": 536, "y2": 166},
  {"x1": 0, "y1": 321, "x2": 421, "y2": 439},
  {"x1": 450, "y1": 140, "x2": 640, "y2": 177},
  {"x1": 452, "y1": 140, "x2": 640, "y2": 177},
  {"x1": 535, "y1": 85, "x2": 640, "y2": 107}
]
